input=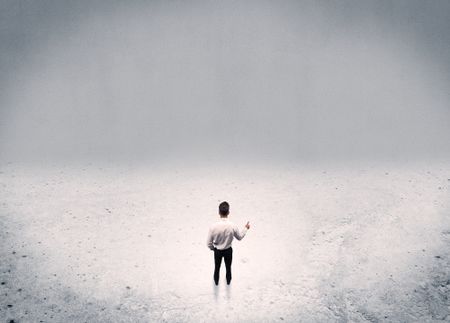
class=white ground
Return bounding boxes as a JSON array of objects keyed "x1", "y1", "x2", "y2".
[{"x1": 1, "y1": 160, "x2": 449, "y2": 322}]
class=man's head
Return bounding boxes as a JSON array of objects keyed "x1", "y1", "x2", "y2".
[{"x1": 219, "y1": 201, "x2": 229, "y2": 217}]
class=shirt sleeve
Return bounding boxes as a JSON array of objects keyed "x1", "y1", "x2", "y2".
[
  {"x1": 233, "y1": 224, "x2": 248, "y2": 241},
  {"x1": 206, "y1": 228, "x2": 215, "y2": 250}
]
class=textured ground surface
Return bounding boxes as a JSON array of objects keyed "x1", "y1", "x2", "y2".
[{"x1": 1, "y1": 160, "x2": 449, "y2": 322}]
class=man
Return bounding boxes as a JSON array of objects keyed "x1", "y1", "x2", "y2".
[{"x1": 206, "y1": 201, "x2": 250, "y2": 285}]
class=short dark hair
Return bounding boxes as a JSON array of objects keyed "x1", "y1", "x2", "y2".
[{"x1": 219, "y1": 201, "x2": 229, "y2": 216}]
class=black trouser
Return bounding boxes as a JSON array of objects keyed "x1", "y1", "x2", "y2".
[{"x1": 213, "y1": 247, "x2": 233, "y2": 284}]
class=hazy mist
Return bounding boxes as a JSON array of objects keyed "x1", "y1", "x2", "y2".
[{"x1": 1, "y1": 0, "x2": 450, "y2": 163}]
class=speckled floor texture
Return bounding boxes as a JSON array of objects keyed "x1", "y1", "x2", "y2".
[{"x1": 1, "y1": 160, "x2": 449, "y2": 322}]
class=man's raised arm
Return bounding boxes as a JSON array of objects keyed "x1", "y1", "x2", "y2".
[{"x1": 233, "y1": 221, "x2": 250, "y2": 240}]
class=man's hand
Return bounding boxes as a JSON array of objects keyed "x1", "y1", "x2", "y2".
[{"x1": 245, "y1": 221, "x2": 250, "y2": 229}]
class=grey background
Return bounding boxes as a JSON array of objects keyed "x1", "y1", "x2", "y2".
[{"x1": 1, "y1": 0, "x2": 450, "y2": 163}]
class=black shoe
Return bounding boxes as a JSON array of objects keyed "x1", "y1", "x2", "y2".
[
  {"x1": 226, "y1": 279, "x2": 231, "y2": 285},
  {"x1": 214, "y1": 280, "x2": 219, "y2": 286}
]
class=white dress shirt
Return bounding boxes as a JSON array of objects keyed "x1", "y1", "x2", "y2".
[{"x1": 206, "y1": 217, "x2": 248, "y2": 250}]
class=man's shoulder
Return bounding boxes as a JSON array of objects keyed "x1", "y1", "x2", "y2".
[
  {"x1": 210, "y1": 219, "x2": 236, "y2": 227},
  {"x1": 210, "y1": 221, "x2": 223, "y2": 228},
  {"x1": 224, "y1": 220, "x2": 237, "y2": 228}
]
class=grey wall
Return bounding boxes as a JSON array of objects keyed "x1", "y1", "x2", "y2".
[{"x1": 1, "y1": 0, "x2": 450, "y2": 163}]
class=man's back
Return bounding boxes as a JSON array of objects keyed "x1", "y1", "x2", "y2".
[{"x1": 206, "y1": 217, "x2": 248, "y2": 250}]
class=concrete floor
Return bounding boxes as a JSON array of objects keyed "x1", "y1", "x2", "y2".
[{"x1": 1, "y1": 160, "x2": 449, "y2": 322}]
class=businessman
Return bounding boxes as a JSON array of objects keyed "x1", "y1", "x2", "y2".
[{"x1": 206, "y1": 201, "x2": 250, "y2": 285}]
